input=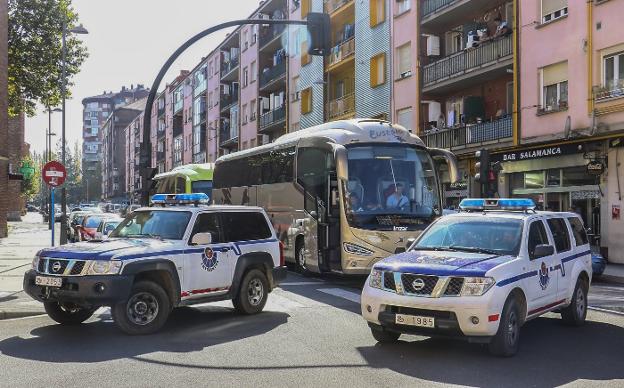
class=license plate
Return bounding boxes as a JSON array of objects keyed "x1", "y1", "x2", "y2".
[
  {"x1": 395, "y1": 313, "x2": 435, "y2": 328},
  {"x1": 35, "y1": 276, "x2": 62, "y2": 288}
]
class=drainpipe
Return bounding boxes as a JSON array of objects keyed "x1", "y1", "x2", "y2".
[
  {"x1": 512, "y1": 0, "x2": 520, "y2": 146},
  {"x1": 587, "y1": 0, "x2": 594, "y2": 116},
  {"x1": 415, "y1": 0, "x2": 421, "y2": 135}
]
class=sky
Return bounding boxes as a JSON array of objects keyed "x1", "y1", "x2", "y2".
[{"x1": 25, "y1": 0, "x2": 262, "y2": 155}]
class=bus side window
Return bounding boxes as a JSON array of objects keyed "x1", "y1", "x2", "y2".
[{"x1": 176, "y1": 177, "x2": 186, "y2": 193}]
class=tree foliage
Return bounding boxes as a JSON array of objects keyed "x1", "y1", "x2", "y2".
[{"x1": 8, "y1": 0, "x2": 88, "y2": 116}]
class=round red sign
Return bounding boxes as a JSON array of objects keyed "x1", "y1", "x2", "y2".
[{"x1": 42, "y1": 161, "x2": 66, "y2": 187}]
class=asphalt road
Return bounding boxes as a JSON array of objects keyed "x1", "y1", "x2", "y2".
[{"x1": 1, "y1": 272, "x2": 623, "y2": 388}]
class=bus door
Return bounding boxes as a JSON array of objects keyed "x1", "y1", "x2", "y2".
[{"x1": 326, "y1": 171, "x2": 342, "y2": 271}]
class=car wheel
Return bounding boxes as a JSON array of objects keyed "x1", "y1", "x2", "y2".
[
  {"x1": 111, "y1": 280, "x2": 171, "y2": 335},
  {"x1": 44, "y1": 301, "x2": 95, "y2": 325},
  {"x1": 561, "y1": 277, "x2": 588, "y2": 326},
  {"x1": 233, "y1": 269, "x2": 268, "y2": 315},
  {"x1": 370, "y1": 326, "x2": 400, "y2": 343},
  {"x1": 489, "y1": 297, "x2": 520, "y2": 357}
]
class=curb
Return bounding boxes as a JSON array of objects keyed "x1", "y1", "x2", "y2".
[{"x1": 0, "y1": 310, "x2": 46, "y2": 320}]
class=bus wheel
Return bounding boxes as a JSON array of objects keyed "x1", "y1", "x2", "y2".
[{"x1": 296, "y1": 240, "x2": 308, "y2": 275}]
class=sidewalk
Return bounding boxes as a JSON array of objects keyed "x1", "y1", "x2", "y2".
[
  {"x1": 0, "y1": 212, "x2": 59, "y2": 319},
  {"x1": 603, "y1": 263, "x2": 624, "y2": 284}
]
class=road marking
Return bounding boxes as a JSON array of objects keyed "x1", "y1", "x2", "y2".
[
  {"x1": 317, "y1": 288, "x2": 361, "y2": 304},
  {"x1": 280, "y1": 281, "x2": 325, "y2": 286},
  {"x1": 588, "y1": 306, "x2": 624, "y2": 317}
]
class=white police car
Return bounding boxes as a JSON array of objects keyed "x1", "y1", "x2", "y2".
[
  {"x1": 361, "y1": 198, "x2": 592, "y2": 356},
  {"x1": 24, "y1": 193, "x2": 287, "y2": 335}
]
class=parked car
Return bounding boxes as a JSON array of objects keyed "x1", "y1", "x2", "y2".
[
  {"x1": 591, "y1": 248, "x2": 607, "y2": 278},
  {"x1": 68, "y1": 211, "x2": 93, "y2": 242},
  {"x1": 93, "y1": 217, "x2": 123, "y2": 240},
  {"x1": 77, "y1": 214, "x2": 108, "y2": 241}
]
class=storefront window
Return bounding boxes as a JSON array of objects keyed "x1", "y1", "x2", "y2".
[
  {"x1": 546, "y1": 169, "x2": 561, "y2": 186},
  {"x1": 525, "y1": 171, "x2": 544, "y2": 189},
  {"x1": 510, "y1": 173, "x2": 524, "y2": 191},
  {"x1": 562, "y1": 166, "x2": 597, "y2": 187}
]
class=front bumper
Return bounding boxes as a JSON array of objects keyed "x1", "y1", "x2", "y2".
[
  {"x1": 361, "y1": 282, "x2": 504, "y2": 338},
  {"x1": 23, "y1": 269, "x2": 133, "y2": 308}
]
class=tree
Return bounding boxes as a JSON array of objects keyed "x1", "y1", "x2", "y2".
[
  {"x1": 20, "y1": 152, "x2": 40, "y2": 202},
  {"x1": 8, "y1": 0, "x2": 88, "y2": 116},
  {"x1": 55, "y1": 139, "x2": 82, "y2": 204}
]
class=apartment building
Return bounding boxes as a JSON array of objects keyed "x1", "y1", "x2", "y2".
[
  {"x1": 124, "y1": 111, "x2": 144, "y2": 201},
  {"x1": 501, "y1": 0, "x2": 624, "y2": 264}
]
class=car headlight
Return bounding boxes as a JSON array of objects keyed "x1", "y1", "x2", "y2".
[
  {"x1": 32, "y1": 256, "x2": 40, "y2": 270},
  {"x1": 87, "y1": 260, "x2": 122, "y2": 275},
  {"x1": 461, "y1": 277, "x2": 495, "y2": 296},
  {"x1": 343, "y1": 242, "x2": 374, "y2": 256},
  {"x1": 369, "y1": 269, "x2": 383, "y2": 289}
]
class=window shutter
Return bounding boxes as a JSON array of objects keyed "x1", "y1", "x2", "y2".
[
  {"x1": 301, "y1": 0, "x2": 310, "y2": 18},
  {"x1": 301, "y1": 88, "x2": 312, "y2": 114},
  {"x1": 370, "y1": 56, "x2": 378, "y2": 87},
  {"x1": 542, "y1": 61, "x2": 568, "y2": 86},
  {"x1": 542, "y1": 0, "x2": 567, "y2": 16},
  {"x1": 370, "y1": 0, "x2": 377, "y2": 27},
  {"x1": 398, "y1": 44, "x2": 411, "y2": 75}
]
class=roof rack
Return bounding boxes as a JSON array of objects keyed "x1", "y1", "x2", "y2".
[
  {"x1": 458, "y1": 198, "x2": 536, "y2": 213},
  {"x1": 150, "y1": 193, "x2": 209, "y2": 207}
]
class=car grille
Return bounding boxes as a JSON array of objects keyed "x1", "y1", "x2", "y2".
[
  {"x1": 444, "y1": 277, "x2": 464, "y2": 296},
  {"x1": 383, "y1": 271, "x2": 396, "y2": 290},
  {"x1": 38, "y1": 258, "x2": 87, "y2": 276},
  {"x1": 401, "y1": 273, "x2": 438, "y2": 295}
]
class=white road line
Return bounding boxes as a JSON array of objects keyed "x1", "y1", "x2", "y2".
[
  {"x1": 588, "y1": 306, "x2": 624, "y2": 317},
  {"x1": 280, "y1": 281, "x2": 325, "y2": 286},
  {"x1": 318, "y1": 288, "x2": 361, "y2": 304}
]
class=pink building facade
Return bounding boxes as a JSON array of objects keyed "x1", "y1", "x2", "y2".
[{"x1": 391, "y1": 0, "x2": 418, "y2": 132}]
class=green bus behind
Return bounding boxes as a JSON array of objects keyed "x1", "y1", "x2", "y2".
[{"x1": 152, "y1": 163, "x2": 214, "y2": 201}]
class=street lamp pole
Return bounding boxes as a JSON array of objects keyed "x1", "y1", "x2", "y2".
[
  {"x1": 59, "y1": 21, "x2": 88, "y2": 245},
  {"x1": 47, "y1": 107, "x2": 61, "y2": 230}
]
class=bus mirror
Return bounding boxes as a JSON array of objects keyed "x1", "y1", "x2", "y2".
[
  {"x1": 406, "y1": 237, "x2": 416, "y2": 250},
  {"x1": 309, "y1": 211, "x2": 318, "y2": 219},
  {"x1": 409, "y1": 186, "x2": 416, "y2": 201}
]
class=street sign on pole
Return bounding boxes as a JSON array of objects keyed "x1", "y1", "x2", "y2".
[
  {"x1": 50, "y1": 187, "x2": 55, "y2": 247},
  {"x1": 42, "y1": 161, "x2": 66, "y2": 188}
]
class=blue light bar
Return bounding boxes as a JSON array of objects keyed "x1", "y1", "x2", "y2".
[
  {"x1": 459, "y1": 198, "x2": 535, "y2": 211},
  {"x1": 150, "y1": 193, "x2": 209, "y2": 205}
]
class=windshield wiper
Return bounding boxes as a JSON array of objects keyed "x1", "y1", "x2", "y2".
[
  {"x1": 413, "y1": 246, "x2": 459, "y2": 252},
  {"x1": 447, "y1": 246, "x2": 500, "y2": 255}
]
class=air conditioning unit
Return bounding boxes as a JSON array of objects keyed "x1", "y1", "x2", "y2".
[
  {"x1": 400, "y1": 70, "x2": 412, "y2": 79},
  {"x1": 426, "y1": 35, "x2": 440, "y2": 56}
]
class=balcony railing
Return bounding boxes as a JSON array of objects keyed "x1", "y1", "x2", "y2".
[
  {"x1": 324, "y1": 0, "x2": 352, "y2": 14},
  {"x1": 423, "y1": 35, "x2": 512, "y2": 87},
  {"x1": 422, "y1": 0, "x2": 458, "y2": 17},
  {"x1": 156, "y1": 151, "x2": 165, "y2": 161},
  {"x1": 594, "y1": 85, "x2": 624, "y2": 102},
  {"x1": 173, "y1": 99, "x2": 184, "y2": 114},
  {"x1": 326, "y1": 93, "x2": 355, "y2": 120},
  {"x1": 259, "y1": 24, "x2": 286, "y2": 48},
  {"x1": 422, "y1": 115, "x2": 512, "y2": 150},
  {"x1": 219, "y1": 124, "x2": 239, "y2": 145},
  {"x1": 259, "y1": 105, "x2": 286, "y2": 130},
  {"x1": 260, "y1": 61, "x2": 286, "y2": 88},
  {"x1": 221, "y1": 58, "x2": 239, "y2": 78},
  {"x1": 220, "y1": 94, "x2": 239, "y2": 110},
  {"x1": 328, "y1": 38, "x2": 355, "y2": 68}
]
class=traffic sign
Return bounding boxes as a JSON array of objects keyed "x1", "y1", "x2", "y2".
[{"x1": 42, "y1": 161, "x2": 66, "y2": 187}]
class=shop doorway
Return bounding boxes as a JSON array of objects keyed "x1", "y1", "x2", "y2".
[{"x1": 545, "y1": 192, "x2": 569, "y2": 212}]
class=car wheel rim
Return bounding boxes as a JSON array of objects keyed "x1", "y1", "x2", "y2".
[
  {"x1": 506, "y1": 310, "x2": 518, "y2": 347},
  {"x1": 126, "y1": 292, "x2": 159, "y2": 326},
  {"x1": 247, "y1": 278, "x2": 264, "y2": 306},
  {"x1": 576, "y1": 287, "x2": 586, "y2": 318},
  {"x1": 298, "y1": 248, "x2": 306, "y2": 268}
]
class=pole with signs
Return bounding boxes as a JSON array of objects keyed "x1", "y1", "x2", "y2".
[
  {"x1": 50, "y1": 187, "x2": 55, "y2": 246},
  {"x1": 42, "y1": 161, "x2": 67, "y2": 247}
]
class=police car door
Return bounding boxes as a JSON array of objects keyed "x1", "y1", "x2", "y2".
[
  {"x1": 523, "y1": 218, "x2": 559, "y2": 313},
  {"x1": 184, "y1": 212, "x2": 235, "y2": 298},
  {"x1": 545, "y1": 217, "x2": 575, "y2": 302}
]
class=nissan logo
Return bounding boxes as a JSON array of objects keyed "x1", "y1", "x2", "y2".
[
  {"x1": 52, "y1": 261, "x2": 62, "y2": 273},
  {"x1": 412, "y1": 278, "x2": 425, "y2": 291}
]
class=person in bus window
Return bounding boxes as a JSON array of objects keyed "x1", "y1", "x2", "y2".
[
  {"x1": 386, "y1": 183, "x2": 409, "y2": 210},
  {"x1": 349, "y1": 193, "x2": 364, "y2": 212}
]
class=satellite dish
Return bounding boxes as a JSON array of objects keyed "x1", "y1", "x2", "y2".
[{"x1": 564, "y1": 115, "x2": 571, "y2": 139}]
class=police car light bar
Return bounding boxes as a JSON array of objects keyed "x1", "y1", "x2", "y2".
[
  {"x1": 150, "y1": 193, "x2": 209, "y2": 206},
  {"x1": 459, "y1": 198, "x2": 536, "y2": 211}
]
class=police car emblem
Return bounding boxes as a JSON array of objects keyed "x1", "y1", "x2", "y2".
[
  {"x1": 201, "y1": 247, "x2": 219, "y2": 272},
  {"x1": 539, "y1": 262, "x2": 550, "y2": 290},
  {"x1": 52, "y1": 261, "x2": 62, "y2": 273}
]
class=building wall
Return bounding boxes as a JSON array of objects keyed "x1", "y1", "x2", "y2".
[
  {"x1": 183, "y1": 82, "x2": 194, "y2": 165},
  {"x1": 391, "y1": 1, "x2": 418, "y2": 131},
  {"x1": 298, "y1": 0, "x2": 325, "y2": 129},
  {"x1": 288, "y1": 1, "x2": 302, "y2": 131},
  {"x1": 240, "y1": 22, "x2": 259, "y2": 148},
  {"x1": 206, "y1": 50, "x2": 221, "y2": 162},
  {"x1": 0, "y1": 0, "x2": 7, "y2": 236},
  {"x1": 7, "y1": 114, "x2": 25, "y2": 220}
]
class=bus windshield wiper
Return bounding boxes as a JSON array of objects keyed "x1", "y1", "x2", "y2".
[{"x1": 447, "y1": 246, "x2": 499, "y2": 255}]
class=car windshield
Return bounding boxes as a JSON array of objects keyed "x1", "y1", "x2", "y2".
[
  {"x1": 109, "y1": 210, "x2": 191, "y2": 240},
  {"x1": 85, "y1": 216, "x2": 103, "y2": 228},
  {"x1": 413, "y1": 217, "x2": 524, "y2": 256},
  {"x1": 345, "y1": 144, "x2": 439, "y2": 230}
]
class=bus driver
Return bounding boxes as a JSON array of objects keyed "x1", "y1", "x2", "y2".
[{"x1": 386, "y1": 183, "x2": 409, "y2": 210}]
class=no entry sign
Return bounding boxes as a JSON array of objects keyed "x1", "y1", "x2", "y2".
[{"x1": 42, "y1": 161, "x2": 66, "y2": 187}]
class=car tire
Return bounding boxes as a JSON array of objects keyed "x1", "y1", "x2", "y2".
[
  {"x1": 44, "y1": 301, "x2": 95, "y2": 325},
  {"x1": 111, "y1": 280, "x2": 171, "y2": 335},
  {"x1": 233, "y1": 269, "x2": 269, "y2": 315},
  {"x1": 561, "y1": 277, "x2": 588, "y2": 326},
  {"x1": 370, "y1": 326, "x2": 400, "y2": 343},
  {"x1": 488, "y1": 297, "x2": 520, "y2": 357}
]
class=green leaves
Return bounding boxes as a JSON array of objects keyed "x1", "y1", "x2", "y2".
[{"x1": 8, "y1": 0, "x2": 88, "y2": 116}]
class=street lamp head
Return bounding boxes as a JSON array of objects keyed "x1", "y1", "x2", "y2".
[{"x1": 69, "y1": 24, "x2": 89, "y2": 34}]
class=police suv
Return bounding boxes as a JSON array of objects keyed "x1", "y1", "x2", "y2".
[
  {"x1": 361, "y1": 198, "x2": 592, "y2": 356},
  {"x1": 24, "y1": 193, "x2": 287, "y2": 335}
]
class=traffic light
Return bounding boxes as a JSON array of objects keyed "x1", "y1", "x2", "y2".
[
  {"x1": 307, "y1": 12, "x2": 330, "y2": 56},
  {"x1": 474, "y1": 149, "x2": 490, "y2": 184}
]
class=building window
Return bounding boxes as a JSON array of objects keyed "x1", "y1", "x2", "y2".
[
  {"x1": 174, "y1": 136, "x2": 183, "y2": 165},
  {"x1": 291, "y1": 0, "x2": 300, "y2": 11},
  {"x1": 208, "y1": 61, "x2": 213, "y2": 78},
  {"x1": 301, "y1": 0, "x2": 310, "y2": 18},
  {"x1": 540, "y1": 61, "x2": 568, "y2": 112},
  {"x1": 243, "y1": 67, "x2": 249, "y2": 87},
  {"x1": 541, "y1": 0, "x2": 568, "y2": 24},
  {"x1": 242, "y1": 104, "x2": 248, "y2": 124},
  {"x1": 291, "y1": 77, "x2": 300, "y2": 101},
  {"x1": 396, "y1": 43, "x2": 411, "y2": 79},
  {"x1": 243, "y1": 29, "x2": 249, "y2": 51},
  {"x1": 250, "y1": 99, "x2": 257, "y2": 121},
  {"x1": 397, "y1": 107, "x2": 413, "y2": 131},
  {"x1": 370, "y1": 0, "x2": 385, "y2": 27},
  {"x1": 444, "y1": 27, "x2": 463, "y2": 56},
  {"x1": 251, "y1": 61, "x2": 257, "y2": 83},
  {"x1": 301, "y1": 87, "x2": 312, "y2": 114},
  {"x1": 251, "y1": 25, "x2": 258, "y2": 45},
  {"x1": 370, "y1": 53, "x2": 386, "y2": 87},
  {"x1": 396, "y1": 0, "x2": 410, "y2": 15},
  {"x1": 604, "y1": 52, "x2": 624, "y2": 91}
]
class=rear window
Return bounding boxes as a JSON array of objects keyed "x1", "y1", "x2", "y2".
[
  {"x1": 568, "y1": 217, "x2": 588, "y2": 246},
  {"x1": 85, "y1": 216, "x2": 102, "y2": 228},
  {"x1": 221, "y1": 212, "x2": 272, "y2": 242},
  {"x1": 546, "y1": 218, "x2": 571, "y2": 253}
]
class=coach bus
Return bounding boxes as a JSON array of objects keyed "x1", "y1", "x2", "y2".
[
  {"x1": 152, "y1": 163, "x2": 214, "y2": 200},
  {"x1": 213, "y1": 119, "x2": 458, "y2": 275}
]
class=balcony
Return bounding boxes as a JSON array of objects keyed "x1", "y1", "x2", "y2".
[
  {"x1": 220, "y1": 93, "x2": 239, "y2": 112},
  {"x1": 421, "y1": 0, "x2": 500, "y2": 29},
  {"x1": 324, "y1": 0, "x2": 353, "y2": 15},
  {"x1": 259, "y1": 105, "x2": 286, "y2": 131},
  {"x1": 422, "y1": 115, "x2": 512, "y2": 152},
  {"x1": 219, "y1": 124, "x2": 239, "y2": 147},
  {"x1": 157, "y1": 103, "x2": 165, "y2": 117},
  {"x1": 327, "y1": 38, "x2": 355, "y2": 70},
  {"x1": 259, "y1": 24, "x2": 286, "y2": 50},
  {"x1": 422, "y1": 35, "x2": 512, "y2": 92},
  {"x1": 173, "y1": 98, "x2": 184, "y2": 114},
  {"x1": 326, "y1": 93, "x2": 355, "y2": 120},
  {"x1": 221, "y1": 58, "x2": 239, "y2": 80},
  {"x1": 259, "y1": 61, "x2": 286, "y2": 90},
  {"x1": 156, "y1": 151, "x2": 165, "y2": 161}
]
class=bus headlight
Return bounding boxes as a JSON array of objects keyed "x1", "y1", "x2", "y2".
[
  {"x1": 87, "y1": 260, "x2": 122, "y2": 275},
  {"x1": 343, "y1": 242, "x2": 374, "y2": 256},
  {"x1": 369, "y1": 269, "x2": 383, "y2": 289},
  {"x1": 460, "y1": 277, "x2": 495, "y2": 296}
]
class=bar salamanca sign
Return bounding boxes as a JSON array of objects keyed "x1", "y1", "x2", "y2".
[{"x1": 493, "y1": 143, "x2": 583, "y2": 162}]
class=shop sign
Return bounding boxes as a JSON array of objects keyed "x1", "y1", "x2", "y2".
[
  {"x1": 586, "y1": 160, "x2": 604, "y2": 176},
  {"x1": 447, "y1": 181, "x2": 468, "y2": 190},
  {"x1": 571, "y1": 190, "x2": 600, "y2": 200},
  {"x1": 493, "y1": 143, "x2": 585, "y2": 163}
]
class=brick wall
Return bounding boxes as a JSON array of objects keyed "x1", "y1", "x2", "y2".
[
  {"x1": 7, "y1": 113, "x2": 25, "y2": 221},
  {"x1": 0, "y1": 0, "x2": 8, "y2": 237}
]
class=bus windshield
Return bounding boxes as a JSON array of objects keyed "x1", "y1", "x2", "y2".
[{"x1": 345, "y1": 144, "x2": 439, "y2": 230}]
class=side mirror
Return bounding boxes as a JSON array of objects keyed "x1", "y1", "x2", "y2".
[
  {"x1": 191, "y1": 232, "x2": 212, "y2": 246},
  {"x1": 405, "y1": 237, "x2": 416, "y2": 250},
  {"x1": 532, "y1": 244, "x2": 554, "y2": 260}
]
